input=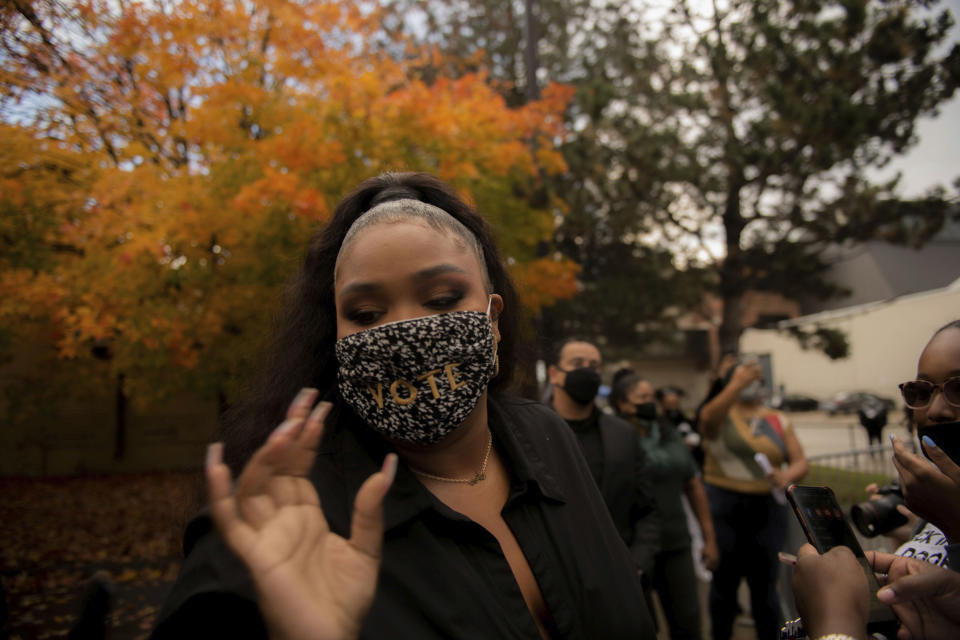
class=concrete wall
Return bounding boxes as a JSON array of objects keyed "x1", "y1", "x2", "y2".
[{"x1": 740, "y1": 283, "x2": 960, "y2": 404}]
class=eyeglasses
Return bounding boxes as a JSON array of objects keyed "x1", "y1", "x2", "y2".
[{"x1": 898, "y1": 376, "x2": 960, "y2": 409}]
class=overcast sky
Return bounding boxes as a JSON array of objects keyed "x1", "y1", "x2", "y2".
[{"x1": 874, "y1": 0, "x2": 960, "y2": 196}]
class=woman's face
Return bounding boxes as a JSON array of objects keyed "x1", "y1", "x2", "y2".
[
  {"x1": 618, "y1": 380, "x2": 654, "y2": 414},
  {"x1": 334, "y1": 219, "x2": 502, "y2": 341},
  {"x1": 913, "y1": 327, "x2": 960, "y2": 428},
  {"x1": 660, "y1": 391, "x2": 680, "y2": 410}
]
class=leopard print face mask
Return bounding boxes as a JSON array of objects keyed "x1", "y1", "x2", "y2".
[{"x1": 335, "y1": 302, "x2": 496, "y2": 445}]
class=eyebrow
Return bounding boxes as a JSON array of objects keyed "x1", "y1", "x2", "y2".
[
  {"x1": 338, "y1": 281, "x2": 382, "y2": 298},
  {"x1": 918, "y1": 370, "x2": 960, "y2": 380},
  {"x1": 337, "y1": 263, "x2": 469, "y2": 299},
  {"x1": 411, "y1": 263, "x2": 469, "y2": 282},
  {"x1": 568, "y1": 357, "x2": 601, "y2": 366}
]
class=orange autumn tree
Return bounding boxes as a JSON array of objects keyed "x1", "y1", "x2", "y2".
[{"x1": 0, "y1": 0, "x2": 577, "y2": 429}]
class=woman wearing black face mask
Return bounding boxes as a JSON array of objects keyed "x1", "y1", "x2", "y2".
[
  {"x1": 152, "y1": 173, "x2": 656, "y2": 640},
  {"x1": 611, "y1": 373, "x2": 718, "y2": 640},
  {"x1": 789, "y1": 320, "x2": 960, "y2": 640},
  {"x1": 888, "y1": 319, "x2": 960, "y2": 570}
]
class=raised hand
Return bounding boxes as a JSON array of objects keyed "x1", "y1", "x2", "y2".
[
  {"x1": 716, "y1": 353, "x2": 739, "y2": 380},
  {"x1": 729, "y1": 360, "x2": 762, "y2": 390},
  {"x1": 869, "y1": 550, "x2": 960, "y2": 640},
  {"x1": 206, "y1": 388, "x2": 398, "y2": 640},
  {"x1": 891, "y1": 434, "x2": 960, "y2": 543}
]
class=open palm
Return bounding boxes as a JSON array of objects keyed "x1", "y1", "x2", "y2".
[{"x1": 206, "y1": 389, "x2": 397, "y2": 640}]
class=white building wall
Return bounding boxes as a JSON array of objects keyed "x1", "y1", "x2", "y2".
[{"x1": 740, "y1": 282, "x2": 960, "y2": 404}]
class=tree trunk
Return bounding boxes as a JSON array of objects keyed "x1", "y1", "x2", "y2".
[
  {"x1": 524, "y1": 0, "x2": 540, "y2": 102},
  {"x1": 718, "y1": 288, "x2": 742, "y2": 355},
  {"x1": 113, "y1": 372, "x2": 127, "y2": 460},
  {"x1": 719, "y1": 180, "x2": 745, "y2": 354}
]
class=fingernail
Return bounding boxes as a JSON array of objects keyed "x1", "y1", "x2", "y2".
[
  {"x1": 889, "y1": 433, "x2": 896, "y2": 443},
  {"x1": 778, "y1": 552, "x2": 797, "y2": 566},
  {"x1": 297, "y1": 387, "x2": 318, "y2": 404},
  {"x1": 922, "y1": 435, "x2": 937, "y2": 449},
  {"x1": 310, "y1": 400, "x2": 333, "y2": 421},
  {"x1": 206, "y1": 442, "x2": 223, "y2": 470},
  {"x1": 271, "y1": 418, "x2": 299, "y2": 439},
  {"x1": 877, "y1": 586, "x2": 896, "y2": 603},
  {"x1": 383, "y1": 453, "x2": 398, "y2": 485}
]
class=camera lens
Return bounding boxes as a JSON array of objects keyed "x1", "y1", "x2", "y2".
[{"x1": 850, "y1": 490, "x2": 907, "y2": 537}]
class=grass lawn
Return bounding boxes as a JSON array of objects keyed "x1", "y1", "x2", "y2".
[{"x1": 804, "y1": 463, "x2": 897, "y2": 508}]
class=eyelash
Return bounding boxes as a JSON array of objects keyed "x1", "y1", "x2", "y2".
[
  {"x1": 345, "y1": 291, "x2": 466, "y2": 326},
  {"x1": 425, "y1": 291, "x2": 464, "y2": 309},
  {"x1": 346, "y1": 308, "x2": 383, "y2": 326}
]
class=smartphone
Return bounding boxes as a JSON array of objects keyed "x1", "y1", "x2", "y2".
[{"x1": 786, "y1": 484, "x2": 899, "y2": 637}]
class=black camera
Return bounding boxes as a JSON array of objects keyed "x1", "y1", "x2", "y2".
[{"x1": 849, "y1": 484, "x2": 907, "y2": 537}]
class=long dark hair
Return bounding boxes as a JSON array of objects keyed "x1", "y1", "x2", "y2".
[
  {"x1": 610, "y1": 371, "x2": 644, "y2": 416},
  {"x1": 221, "y1": 172, "x2": 524, "y2": 473}
]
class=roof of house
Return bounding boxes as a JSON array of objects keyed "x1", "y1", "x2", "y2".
[{"x1": 803, "y1": 219, "x2": 960, "y2": 313}]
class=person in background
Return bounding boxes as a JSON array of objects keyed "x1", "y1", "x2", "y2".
[
  {"x1": 890, "y1": 319, "x2": 960, "y2": 569},
  {"x1": 789, "y1": 320, "x2": 960, "y2": 640},
  {"x1": 697, "y1": 353, "x2": 739, "y2": 417},
  {"x1": 863, "y1": 415, "x2": 951, "y2": 570},
  {"x1": 657, "y1": 385, "x2": 703, "y2": 467},
  {"x1": 697, "y1": 358, "x2": 809, "y2": 640},
  {"x1": 658, "y1": 386, "x2": 691, "y2": 429},
  {"x1": 612, "y1": 373, "x2": 718, "y2": 640},
  {"x1": 858, "y1": 396, "x2": 888, "y2": 449},
  {"x1": 547, "y1": 339, "x2": 661, "y2": 580},
  {"x1": 692, "y1": 352, "x2": 737, "y2": 464}
]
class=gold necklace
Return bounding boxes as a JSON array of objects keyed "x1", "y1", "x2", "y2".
[{"x1": 410, "y1": 431, "x2": 493, "y2": 486}]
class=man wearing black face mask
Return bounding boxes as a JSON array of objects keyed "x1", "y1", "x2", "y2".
[{"x1": 547, "y1": 339, "x2": 661, "y2": 580}]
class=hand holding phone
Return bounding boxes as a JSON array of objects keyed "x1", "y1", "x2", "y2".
[
  {"x1": 786, "y1": 485, "x2": 899, "y2": 637},
  {"x1": 793, "y1": 544, "x2": 870, "y2": 640}
]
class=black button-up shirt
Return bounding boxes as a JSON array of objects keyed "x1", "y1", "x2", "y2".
[
  {"x1": 152, "y1": 395, "x2": 655, "y2": 639},
  {"x1": 562, "y1": 409, "x2": 660, "y2": 574},
  {"x1": 565, "y1": 410, "x2": 604, "y2": 487}
]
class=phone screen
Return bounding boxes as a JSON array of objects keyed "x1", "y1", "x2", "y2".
[{"x1": 786, "y1": 485, "x2": 899, "y2": 634}]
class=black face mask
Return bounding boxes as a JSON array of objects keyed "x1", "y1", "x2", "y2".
[
  {"x1": 561, "y1": 367, "x2": 602, "y2": 405},
  {"x1": 634, "y1": 401, "x2": 658, "y2": 422},
  {"x1": 918, "y1": 421, "x2": 960, "y2": 467},
  {"x1": 664, "y1": 408, "x2": 684, "y2": 422}
]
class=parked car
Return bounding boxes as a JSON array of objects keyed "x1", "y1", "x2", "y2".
[
  {"x1": 772, "y1": 394, "x2": 820, "y2": 412},
  {"x1": 819, "y1": 391, "x2": 896, "y2": 416}
]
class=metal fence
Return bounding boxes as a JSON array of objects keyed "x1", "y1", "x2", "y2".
[
  {"x1": 808, "y1": 444, "x2": 903, "y2": 473},
  {"x1": 804, "y1": 442, "x2": 913, "y2": 509}
]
